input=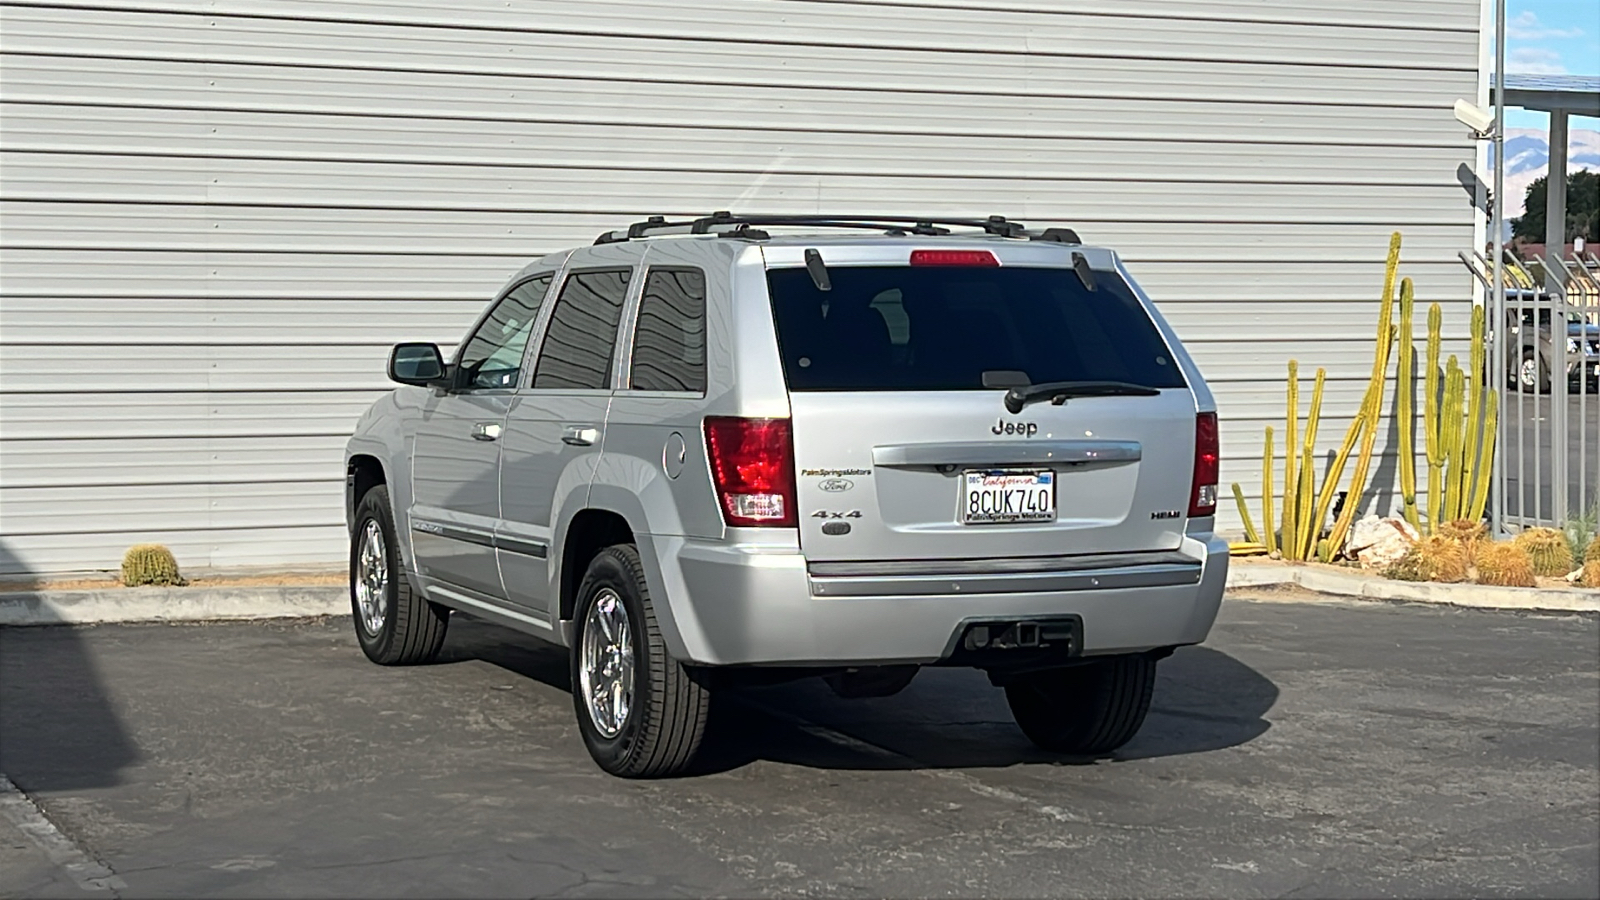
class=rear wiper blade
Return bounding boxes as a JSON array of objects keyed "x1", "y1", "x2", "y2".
[{"x1": 1003, "y1": 380, "x2": 1161, "y2": 413}]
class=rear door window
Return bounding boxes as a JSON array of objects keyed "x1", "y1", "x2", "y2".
[
  {"x1": 532, "y1": 268, "x2": 631, "y2": 390},
  {"x1": 628, "y1": 267, "x2": 706, "y2": 393},
  {"x1": 765, "y1": 265, "x2": 1186, "y2": 391}
]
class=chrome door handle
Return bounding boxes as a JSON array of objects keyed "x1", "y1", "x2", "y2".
[
  {"x1": 470, "y1": 422, "x2": 502, "y2": 442},
  {"x1": 561, "y1": 425, "x2": 600, "y2": 446}
]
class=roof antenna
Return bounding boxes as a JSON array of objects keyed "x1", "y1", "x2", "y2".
[{"x1": 805, "y1": 248, "x2": 833, "y2": 292}]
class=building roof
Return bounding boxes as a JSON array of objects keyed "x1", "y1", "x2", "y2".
[{"x1": 1495, "y1": 74, "x2": 1600, "y2": 114}]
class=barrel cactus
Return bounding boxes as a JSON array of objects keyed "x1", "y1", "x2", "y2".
[
  {"x1": 121, "y1": 544, "x2": 186, "y2": 587},
  {"x1": 1386, "y1": 535, "x2": 1468, "y2": 583},
  {"x1": 1384, "y1": 550, "x2": 1429, "y2": 582},
  {"x1": 1474, "y1": 541, "x2": 1536, "y2": 588},
  {"x1": 1436, "y1": 519, "x2": 1486, "y2": 559},
  {"x1": 1586, "y1": 535, "x2": 1600, "y2": 564},
  {"x1": 1512, "y1": 527, "x2": 1573, "y2": 577},
  {"x1": 1585, "y1": 537, "x2": 1600, "y2": 588}
]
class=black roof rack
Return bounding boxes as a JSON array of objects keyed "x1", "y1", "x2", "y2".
[{"x1": 594, "y1": 212, "x2": 1082, "y2": 245}]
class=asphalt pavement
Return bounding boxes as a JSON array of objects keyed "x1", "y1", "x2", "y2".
[{"x1": 1, "y1": 595, "x2": 1596, "y2": 899}]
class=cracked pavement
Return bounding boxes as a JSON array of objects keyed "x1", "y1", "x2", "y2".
[{"x1": 0, "y1": 593, "x2": 1596, "y2": 898}]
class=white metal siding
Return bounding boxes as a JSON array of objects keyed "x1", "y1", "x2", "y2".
[{"x1": 0, "y1": 0, "x2": 1480, "y2": 575}]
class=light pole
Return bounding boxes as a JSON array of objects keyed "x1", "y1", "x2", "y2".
[{"x1": 1489, "y1": 0, "x2": 1506, "y2": 536}]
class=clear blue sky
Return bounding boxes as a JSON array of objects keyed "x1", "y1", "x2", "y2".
[{"x1": 1500, "y1": 0, "x2": 1600, "y2": 130}]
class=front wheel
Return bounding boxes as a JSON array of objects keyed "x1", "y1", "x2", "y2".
[
  {"x1": 571, "y1": 545, "x2": 711, "y2": 778},
  {"x1": 350, "y1": 484, "x2": 449, "y2": 665},
  {"x1": 1005, "y1": 654, "x2": 1157, "y2": 755},
  {"x1": 1518, "y1": 349, "x2": 1551, "y2": 394}
]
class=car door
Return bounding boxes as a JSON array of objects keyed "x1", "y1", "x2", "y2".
[
  {"x1": 497, "y1": 256, "x2": 636, "y2": 622},
  {"x1": 409, "y1": 273, "x2": 552, "y2": 602}
]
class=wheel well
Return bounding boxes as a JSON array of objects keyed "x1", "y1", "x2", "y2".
[
  {"x1": 347, "y1": 455, "x2": 386, "y2": 523},
  {"x1": 560, "y1": 510, "x2": 634, "y2": 622}
]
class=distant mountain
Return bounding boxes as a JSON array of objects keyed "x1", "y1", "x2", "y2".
[{"x1": 1497, "y1": 127, "x2": 1600, "y2": 223}]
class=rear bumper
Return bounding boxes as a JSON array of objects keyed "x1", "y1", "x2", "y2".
[{"x1": 640, "y1": 534, "x2": 1229, "y2": 666}]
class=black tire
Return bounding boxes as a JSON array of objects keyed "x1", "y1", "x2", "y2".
[
  {"x1": 350, "y1": 484, "x2": 449, "y2": 666},
  {"x1": 571, "y1": 544, "x2": 711, "y2": 778},
  {"x1": 1004, "y1": 654, "x2": 1157, "y2": 755}
]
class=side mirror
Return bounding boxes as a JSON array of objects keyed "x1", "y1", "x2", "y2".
[{"x1": 388, "y1": 342, "x2": 448, "y2": 387}]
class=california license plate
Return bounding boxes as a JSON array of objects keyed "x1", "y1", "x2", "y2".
[{"x1": 962, "y1": 470, "x2": 1056, "y2": 525}]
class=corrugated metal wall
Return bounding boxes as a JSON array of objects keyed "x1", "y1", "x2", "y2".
[{"x1": 0, "y1": 0, "x2": 1481, "y2": 575}]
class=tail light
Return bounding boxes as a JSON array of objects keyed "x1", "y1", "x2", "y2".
[
  {"x1": 909, "y1": 249, "x2": 998, "y2": 267},
  {"x1": 1189, "y1": 412, "x2": 1219, "y2": 518},
  {"x1": 704, "y1": 417, "x2": 797, "y2": 527}
]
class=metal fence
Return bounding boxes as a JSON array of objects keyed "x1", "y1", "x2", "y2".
[{"x1": 1463, "y1": 249, "x2": 1600, "y2": 533}]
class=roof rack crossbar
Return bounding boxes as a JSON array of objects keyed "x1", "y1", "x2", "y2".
[{"x1": 594, "y1": 212, "x2": 1040, "y2": 244}]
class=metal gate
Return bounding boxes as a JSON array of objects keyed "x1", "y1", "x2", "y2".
[{"x1": 1465, "y1": 250, "x2": 1600, "y2": 532}]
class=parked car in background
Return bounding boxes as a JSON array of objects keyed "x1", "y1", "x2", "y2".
[
  {"x1": 343, "y1": 213, "x2": 1228, "y2": 777},
  {"x1": 1503, "y1": 289, "x2": 1600, "y2": 393}
]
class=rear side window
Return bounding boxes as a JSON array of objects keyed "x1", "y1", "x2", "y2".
[
  {"x1": 765, "y1": 265, "x2": 1186, "y2": 391},
  {"x1": 629, "y1": 267, "x2": 706, "y2": 393},
  {"x1": 533, "y1": 269, "x2": 631, "y2": 390}
]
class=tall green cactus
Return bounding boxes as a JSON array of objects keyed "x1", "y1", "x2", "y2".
[
  {"x1": 1262, "y1": 425, "x2": 1277, "y2": 556},
  {"x1": 1454, "y1": 304, "x2": 1497, "y2": 526},
  {"x1": 1231, "y1": 232, "x2": 1498, "y2": 563},
  {"x1": 1293, "y1": 368, "x2": 1326, "y2": 560},
  {"x1": 1395, "y1": 279, "x2": 1419, "y2": 530},
  {"x1": 1418, "y1": 302, "x2": 1497, "y2": 531},
  {"x1": 1467, "y1": 388, "x2": 1498, "y2": 522},
  {"x1": 1231, "y1": 483, "x2": 1262, "y2": 545},
  {"x1": 1441, "y1": 356, "x2": 1466, "y2": 521},
  {"x1": 1283, "y1": 360, "x2": 1300, "y2": 557},
  {"x1": 1324, "y1": 233, "x2": 1402, "y2": 560},
  {"x1": 1424, "y1": 302, "x2": 1445, "y2": 529}
]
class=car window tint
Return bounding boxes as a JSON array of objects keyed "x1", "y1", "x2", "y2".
[
  {"x1": 629, "y1": 267, "x2": 707, "y2": 393},
  {"x1": 454, "y1": 274, "x2": 552, "y2": 391},
  {"x1": 533, "y1": 269, "x2": 631, "y2": 390},
  {"x1": 766, "y1": 265, "x2": 1187, "y2": 391}
]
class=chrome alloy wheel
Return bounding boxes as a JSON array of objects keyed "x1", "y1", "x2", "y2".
[
  {"x1": 1520, "y1": 356, "x2": 1539, "y2": 389},
  {"x1": 580, "y1": 588, "x2": 635, "y2": 738},
  {"x1": 355, "y1": 519, "x2": 388, "y2": 635}
]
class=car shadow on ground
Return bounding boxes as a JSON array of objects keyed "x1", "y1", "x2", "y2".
[{"x1": 439, "y1": 614, "x2": 1278, "y2": 775}]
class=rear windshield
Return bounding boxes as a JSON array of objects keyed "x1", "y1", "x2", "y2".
[{"x1": 765, "y1": 264, "x2": 1188, "y2": 391}]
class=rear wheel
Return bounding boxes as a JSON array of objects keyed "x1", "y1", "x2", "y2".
[
  {"x1": 572, "y1": 545, "x2": 711, "y2": 778},
  {"x1": 350, "y1": 484, "x2": 449, "y2": 665},
  {"x1": 1004, "y1": 654, "x2": 1157, "y2": 755},
  {"x1": 1518, "y1": 349, "x2": 1551, "y2": 394}
]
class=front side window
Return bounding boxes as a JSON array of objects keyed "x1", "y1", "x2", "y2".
[
  {"x1": 453, "y1": 274, "x2": 552, "y2": 390},
  {"x1": 533, "y1": 269, "x2": 632, "y2": 390},
  {"x1": 765, "y1": 265, "x2": 1187, "y2": 391},
  {"x1": 629, "y1": 267, "x2": 707, "y2": 393}
]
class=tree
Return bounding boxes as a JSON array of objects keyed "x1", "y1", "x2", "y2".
[{"x1": 1512, "y1": 169, "x2": 1600, "y2": 244}]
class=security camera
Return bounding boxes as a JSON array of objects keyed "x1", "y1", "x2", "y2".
[{"x1": 1454, "y1": 99, "x2": 1495, "y2": 139}]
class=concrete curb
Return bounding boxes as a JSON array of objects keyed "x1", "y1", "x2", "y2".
[
  {"x1": 0, "y1": 585, "x2": 346, "y2": 626},
  {"x1": 1227, "y1": 563, "x2": 1600, "y2": 612},
  {"x1": 2, "y1": 567, "x2": 1594, "y2": 626}
]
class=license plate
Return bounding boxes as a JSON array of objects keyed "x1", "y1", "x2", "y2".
[{"x1": 962, "y1": 470, "x2": 1056, "y2": 525}]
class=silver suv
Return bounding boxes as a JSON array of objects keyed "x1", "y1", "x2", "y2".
[{"x1": 344, "y1": 214, "x2": 1228, "y2": 777}]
